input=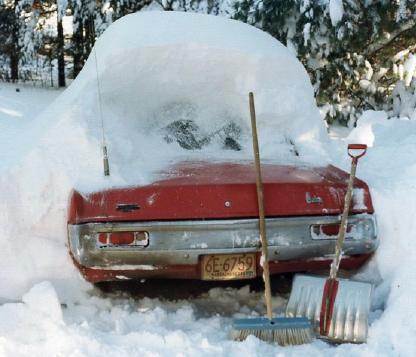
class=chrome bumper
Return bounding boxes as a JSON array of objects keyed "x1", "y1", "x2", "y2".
[{"x1": 68, "y1": 214, "x2": 378, "y2": 269}]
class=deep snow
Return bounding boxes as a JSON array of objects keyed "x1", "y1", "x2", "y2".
[
  {"x1": 0, "y1": 11, "x2": 331, "y2": 301},
  {"x1": 0, "y1": 11, "x2": 415, "y2": 357}
]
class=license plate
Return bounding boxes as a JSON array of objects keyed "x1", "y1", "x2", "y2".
[{"x1": 201, "y1": 253, "x2": 257, "y2": 280}]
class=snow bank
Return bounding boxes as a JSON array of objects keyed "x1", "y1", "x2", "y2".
[
  {"x1": 0, "y1": 11, "x2": 329, "y2": 301},
  {"x1": 0, "y1": 282, "x2": 304, "y2": 356},
  {"x1": 340, "y1": 111, "x2": 416, "y2": 355}
]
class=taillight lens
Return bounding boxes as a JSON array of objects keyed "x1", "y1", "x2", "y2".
[
  {"x1": 110, "y1": 232, "x2": 135, "y2": 245},
  {"x1": 97, "y1": 231, "x2": 149, "y2": 246},
  {"x1": 311, "y1": 224, "x2": 353, "y2": 239},
  {"x1": 320, "y1": 224, "x2": 352, "y2": 236}
]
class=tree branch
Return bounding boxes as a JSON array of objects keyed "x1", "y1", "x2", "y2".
[
  {"x1": 364, "y1": 17, "x2": 416, "y2": 56},
  {"x1": 154, "y1": 0, "x2": 175, "y2": 11}
]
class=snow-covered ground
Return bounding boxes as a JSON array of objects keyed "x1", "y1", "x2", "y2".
[{"x1": 1, "y1": 11, "x2": 416, "y2": 356}]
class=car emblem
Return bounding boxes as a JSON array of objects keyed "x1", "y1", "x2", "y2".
[{"x1": 305, "y1": 192, "x2": 322, "y2": 204}]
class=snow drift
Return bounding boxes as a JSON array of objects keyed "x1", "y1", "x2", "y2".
[
  {"x1": 1, "y1": 9, "x2": 416, "y2": 357},
  {"x1": 66, "y1": 11, "x2": 329, "y2": 187},
  {"x1": 0, "y1": 11, "x2": 330, "y2": 300}
]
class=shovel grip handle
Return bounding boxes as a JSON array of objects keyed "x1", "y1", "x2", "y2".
[{"x1": 348, "y1": 144, "x2": 367, "y2": 162}]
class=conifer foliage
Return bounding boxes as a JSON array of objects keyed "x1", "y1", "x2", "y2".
[
  {"x1": 1, "y1": 0, "x2": 416, "y2": 123},
  {"x1": 234, "y1": 0, "x2": 416, "y2": 124}
]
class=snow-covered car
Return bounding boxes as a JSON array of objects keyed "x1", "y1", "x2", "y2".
[
  {"x1": 64, "y1": 12, "x2": 378, "y2": 283},
  {"x1": 68, "y1": 161, "x2": 378, "y2": 283}
]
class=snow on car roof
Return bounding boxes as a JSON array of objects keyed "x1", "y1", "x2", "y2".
[{"x1": 43, "y1": 11, "x2": 330, "y2": 191}]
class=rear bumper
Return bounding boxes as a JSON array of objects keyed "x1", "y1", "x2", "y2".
[
  {"x1": 68, "y1": 214, "x2": 378, "y2": 283},
  {"x1": 71, "y1": 252, "x2": 373, "y2": 283}
]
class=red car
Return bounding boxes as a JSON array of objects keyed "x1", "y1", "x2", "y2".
[{"x1": 67, "y1": 160, "x2": 378, "y2": 283}]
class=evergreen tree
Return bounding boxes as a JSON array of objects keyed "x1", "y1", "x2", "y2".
[
  {"x1": 2, "y1": 0, "x2": 416, "y2": 125},
  {"x1": 104, "y1": 0, "x2": 152, "y2": 21},
  {"x1": 234, "y1": 0, "x2": 416, "y2": 125},
  {"x1": 28, "y1": 0, "x2": 68, "y2": 86},
  {"x1": 71, "y1": 0, "x2": 96, "y2": 77},
  {"x1": 56, "y1": 0, "x2": 68, "y2": 86},
  {"x1": 0, "y1": 0, "x2": 21, "y2": 81},
  {"x1": 154, "y1": 0, "x2": 228, "y2": 14}
]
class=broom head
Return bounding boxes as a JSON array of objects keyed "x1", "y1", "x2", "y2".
[{"x1": 231, "y1": 316, "x2": 313, "y2": 345}]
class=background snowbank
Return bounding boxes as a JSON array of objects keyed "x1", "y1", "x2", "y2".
[{"x1": 345, "y1": 111, "x2": 416, "y2": 354}]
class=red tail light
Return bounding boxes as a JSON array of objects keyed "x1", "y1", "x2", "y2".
[
  {"x1": 321, "y1": 224, "x2": 339, "y2": 236},
  {"x1": 311, "y1": 224, "x2": 353, "y2": 239},
  {"x1": 110, "y1": 232, "x2": 135, "y2": 245},
  {"x1": 97, "y1": 231, "x2": 149, "y2": 246},
  {"x1": 320, "y1": 224, "x2": 352, "y2": 236}
]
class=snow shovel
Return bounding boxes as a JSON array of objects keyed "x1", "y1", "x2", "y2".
[{"x1": 286, "y1": 144, "x2": 373, "y2": 344}]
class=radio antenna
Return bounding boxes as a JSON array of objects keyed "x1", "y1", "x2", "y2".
[{"x1": 93, "y1": 45, "x2": 110, "y2": 176}]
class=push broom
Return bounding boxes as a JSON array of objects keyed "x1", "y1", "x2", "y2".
[{"x1": 231, "y1": 92, "x2": 313, "y2": 345}]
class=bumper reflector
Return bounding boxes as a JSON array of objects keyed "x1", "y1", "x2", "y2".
[{"x1": 98, "y1": 232, "x2": 109, "y2": 244}]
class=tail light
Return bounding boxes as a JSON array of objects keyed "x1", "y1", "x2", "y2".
[
  {"x1": 110, "y1": 232, "x2": 135, "y2": 245},
  {"x1": 311, "y1": 216, "x2": 377, "y2": 241},
  {"x1": 98, "y1": 231, "x2": 149, "y2": 247},
  {"x1": 311, "y1": 224, "x2": 353, "y2": 240}
]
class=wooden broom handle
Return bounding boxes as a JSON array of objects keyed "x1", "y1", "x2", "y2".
[{"x1": 249, "y1": 92, "x2": 273, "y2": 320}]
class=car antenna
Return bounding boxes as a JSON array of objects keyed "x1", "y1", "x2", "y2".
[{"x1": 93, "y1": 44, "x2": 110, "y2": 176}]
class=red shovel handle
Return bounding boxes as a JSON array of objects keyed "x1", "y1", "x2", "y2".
[
  {"x1": 320, "y1": 278, "x2": 339, "y2": 336},
  {"x1": 348, "y1": 144, "x2": 367, "y2": 163}
]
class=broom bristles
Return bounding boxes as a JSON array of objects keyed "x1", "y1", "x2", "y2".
[
  {"x1": 231, "y1": 326, "x2": 313, "y2": 346},
  {"x1": 231, "y1": 317, "x2": 314, "y2": 345}
]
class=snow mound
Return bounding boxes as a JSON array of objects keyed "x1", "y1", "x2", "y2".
[
  {"x1": 41, "y1": 10, "x2": 329, "y2": 190},
  {"x1": 338, "y1": 111, "x2": 416, "y2": 355},
  {"x1": 22, "y1": 281, "x2": 63, "y2": 322},
  {"x1": 0, "y1": 11, "x2": 329, "y2": 300}
]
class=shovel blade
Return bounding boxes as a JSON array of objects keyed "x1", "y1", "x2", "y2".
[{"x1": 286, "y1": 274, "x2": 372, "y2": 343}]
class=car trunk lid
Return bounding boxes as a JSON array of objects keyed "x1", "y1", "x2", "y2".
[{"x1": 68, "y1": 161, "x2": 374, "y2": 224}]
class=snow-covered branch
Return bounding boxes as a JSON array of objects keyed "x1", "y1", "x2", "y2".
[{"x1": 365, "y1": 17, "x2": 416, "y2": 56}]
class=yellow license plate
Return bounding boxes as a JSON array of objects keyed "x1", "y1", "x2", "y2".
[{"x1": 201, "y1": 253, "x2": 257, "y2": 280}]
